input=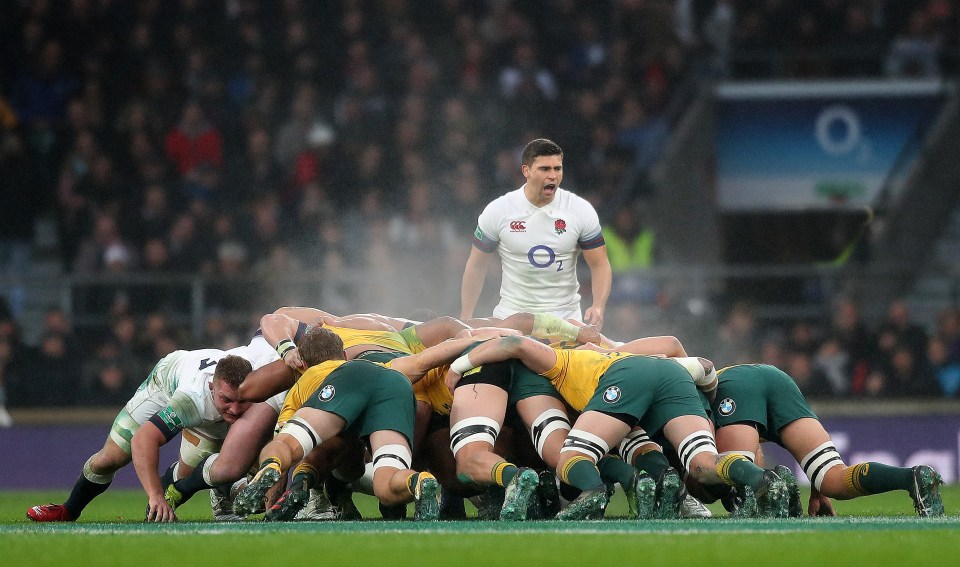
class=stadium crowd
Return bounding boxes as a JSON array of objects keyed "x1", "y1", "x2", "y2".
[{"x1": 2, "y1": 0, "x2": 960, "y2": 417}]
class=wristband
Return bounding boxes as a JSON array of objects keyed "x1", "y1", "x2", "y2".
[
  {"x1": 449, "y1": 353, "x2": 475, "y2": 375},
  {"x1": 276, "y1": 339, "x2": 297, "y2": 358}
]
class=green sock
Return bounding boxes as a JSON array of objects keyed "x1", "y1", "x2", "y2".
[
  {"x1": 492, "y1": 462, "x2": 519, "y2": 487},
  {"x1": 848, "y1": 463, "x2": 914, "y2": 495},
  {"x1": 726, "y1": 458, "x2": 766, "y2": 490},
  {"x1": 633, "y1": 450, "x2": 670, "y2": 479},
  {"x1": 560, "y1": 457, "x2": 605, "y2": 492},
  {"x1": 597, "y1": 455, "x2": 635, "y2": 487}
]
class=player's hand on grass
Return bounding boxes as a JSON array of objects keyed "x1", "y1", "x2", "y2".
[
  {"x1": 145, "y1": 495, "x2": 178, "y2": 523},
  {"x1": 808, "y1": 489, "x2": 836, "y2": 516},
  {"x1": 583, "y1": 306, "x2": 604, "y2": 331}
]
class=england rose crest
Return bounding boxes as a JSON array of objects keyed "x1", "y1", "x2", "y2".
[{"x1": 554, "y1": 219, "x2": 566, "y2": 235}]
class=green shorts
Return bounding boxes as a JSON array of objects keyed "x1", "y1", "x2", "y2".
[
  {"x1": 302, "y1": 360, "x2": 416, "y2": 444},
  {"x1": 712, "y1": 364, "x2": 818, "y2": 445},
  {"x1": 458, "y1": 356, "x2": 560, "y2": 407},
  {"x1": 583, "y1": 356, "x2": 707, "y2": 436}
]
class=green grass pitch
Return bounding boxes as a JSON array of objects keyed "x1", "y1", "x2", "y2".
[{"x1": 3, "y1": 487, "x2": 959, "y2": 566}]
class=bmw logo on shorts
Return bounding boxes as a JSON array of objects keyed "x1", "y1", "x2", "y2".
[
  {"x1": 718, "y1": 397, "x2": 736, "y2": 416},
  {"x1": 603, "y1": 386, "x2": 621, "y2": 403},
  {"x1": 318, "y1": 385, "x2": 336, "y2": 402}
]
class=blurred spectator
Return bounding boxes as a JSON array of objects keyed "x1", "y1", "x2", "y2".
[
  {"x1": 163, "y1": 100, "x2": 224, "y2": 178},
  {"x1": 714, "y1": 301, "x2": 761, "y2": 365},
  {"x1": 885, "y1": 8, "x2": 942, "y2": 77},
  {"x1": 929, "y1": 335, "x2": 960, "y2": 397}
]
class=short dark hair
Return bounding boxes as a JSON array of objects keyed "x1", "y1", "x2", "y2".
[
  {"x1": 214, "y1": 355, "x2": 253, "y2": 389},
  {"x1": 297, "y1": 326, "x2": 346, "y2": 367},
  {"x1": 521, "y1": 138, "x2": 563, "y2": 167}
]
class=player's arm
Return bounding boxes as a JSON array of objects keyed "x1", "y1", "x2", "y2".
[
  {"x1": 319, "y1": 314, "x2": 395, "y2": 332},
  {"x1": 581, "y1": 244, "x2": 612, "y2": 330},
  {"x1": 460, "y1": 246, "x2": 494, "y2": 320},
  {"x1": 592, "y1": 336, "x2": 687, "y2": 357},
  {"x1": 273, "y1": 306, "x2": 334, "y2": 325},
  {"x1": 389, "y1": 330, "x2": 517, "y2": 383},
  {"x1": 413, "y1": 316, "x2": 470, "y2": 347},
  {"x1": 239, "y1": 359, "x2": 297, "y2": 402},
  {"x1": 132, "y1": 413, "x2": 182, "y2": 522},
  {"x1": 260, "y1": 314, "x2": 311, "y2": 371},
  {"x1": 444, "y1": 335, "x2": 559, "y2": 391},
  {"x1": 349, "y1": 313, "x2": 422, "y2": 331}
]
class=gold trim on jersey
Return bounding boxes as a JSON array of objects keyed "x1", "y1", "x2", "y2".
[
  {"x1": 277, "y1": 360, "x2": 350, "y2": 424},
  {"x1": 541, "y1": 348, "x2": 637, "y2": 411},
  {"x1": 325, "y1": 324, "x2": 412, "y2": 353}
]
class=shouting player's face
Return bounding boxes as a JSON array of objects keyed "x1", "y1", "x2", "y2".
[
  {"x1": 211, "y1": 379, "x2": 252, "y2": 424},
  {"x1": 522, "y1": 154, "x2": 563, "y2": 206}
]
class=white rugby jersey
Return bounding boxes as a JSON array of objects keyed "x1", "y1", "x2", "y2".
[
  {"x1": 147, "y1": 349, "x2": 233, "y2": 430},
  {"x1": 473, "y1": 186, "x2": 604, "y2": 317}
]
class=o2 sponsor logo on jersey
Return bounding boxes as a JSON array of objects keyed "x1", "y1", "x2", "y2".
[
  {"x1": 527, "y1": 245, "x2": 564, "y2": 271},
  {"x1": 554, "y1": 218, "x2": 566, "y2": 235},
  {"x1": 509, "y1": 220, "x2": 526, "y2": 232},
  {"x1": 602, "y1": 386, "x2": 621, "y2": 403},
  {"x1": 318, "y1": 385, "x2": 336, "y2": 402},
  {"x1": 718, "y1": 398, "x2": 736, "y2": 416}
]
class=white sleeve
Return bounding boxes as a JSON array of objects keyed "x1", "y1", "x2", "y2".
[{"x1": 474, "y1": 201, "x2": 501, "y2": 252}]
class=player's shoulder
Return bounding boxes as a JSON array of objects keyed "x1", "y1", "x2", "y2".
[
  {"x1": 556, "y1": 187, "x2": 596, "y2": 211},
  {"x1": 483, "y1": 187, "x2": 525, "y2": 212}
]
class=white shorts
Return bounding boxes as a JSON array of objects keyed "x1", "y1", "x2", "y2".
[{"x1": 493, "y1": 304, "x2": 583, "y2": 322}]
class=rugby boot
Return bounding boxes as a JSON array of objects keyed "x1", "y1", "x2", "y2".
[
  {"x1": 625, "y1": 471, "x2": 656, "y2": 519},
  {"x1": 536, "y1": 470, "x2": 562, "y2": 518},
  {"x1": 475, "y1": 485, "x2": 506, "y2": 520},
  {"x1": 910, "y1": 465, "x2": 944, "y2": 517},
  {"x1": 499, "y1": 468, "x2": 539, "y2": 521},
  {"x1": 379, "y1": 501, "x2": 408, "y2": 520},
  {"x1": 322, "y1": 477, "x2": 362, "y2": 521},
  {"x1": 680, "y1": 492, "x2": 713, "y2": 518},
  {"x1": 211, "y1": 481, "x2": 248, "y2": 521},
  {"x1": 774, "y1": 465, "x2": 803, "y2": 518},
  {"x1": 27, "y1": 504, "x2": 74, "y2": 522},
  {"x1": 265, "y1": 478, "x2": 310, "y2": 521},
  {"x1": 413, "y1": 474, "x2": 442, "y2": 521},
  {"x1": 555, "y1": 488, "x2": 608, "y2": 521},
  {"x1": 654, "y1": 467, "x2": 682, "y2": 519},
  {"x1": 439, "y1": 492, "x2": 467, "y2": 521},
  {"x1": 755, "y1": 470, "x2": 789, "y2": 518},
  {"x1": 233, "y1": 463, "x2": 280, "y2": 517}
]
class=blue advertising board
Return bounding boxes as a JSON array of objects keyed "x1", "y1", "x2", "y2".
[{"x1": 715, "y1": 81, "x2": 945, "y2": 211}]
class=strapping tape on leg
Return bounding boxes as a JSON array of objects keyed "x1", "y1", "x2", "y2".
[
  {"x1": 371, "y1": 444, "x2": 413, "y2": 472},
  {"x1": 530, "y1": 409, "x2": 571, "y2": 458},
  {"x1": 677, "y1": 430, "x2": 717, "y2": 472},
  {"x1": 800, "y1": 441, "x2": 844, "y2": 491},
  {"x1": 279, "y1": 417, "x2": 322, "y2": 457},
  {"x1": 449, "y1": 416, "x2": 501, "y2": 457},
  {"x1": 618, "y1": 429, "x2": 659, "y2": 464},
  {"x1": 559, "y1": 429, "x2": 610, "y2": 462}
]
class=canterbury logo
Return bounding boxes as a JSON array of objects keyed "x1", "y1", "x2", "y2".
[{"x1": 509, "y1": 221, "x2": 526, "y2": 231}]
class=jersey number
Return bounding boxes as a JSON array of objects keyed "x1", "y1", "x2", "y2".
[
  {"x1": 527, "y1": 245, "x2": 562, "y2": 271},
  {"x1": 198, "y1": 358, "x2": 218, "y2": 370}
]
